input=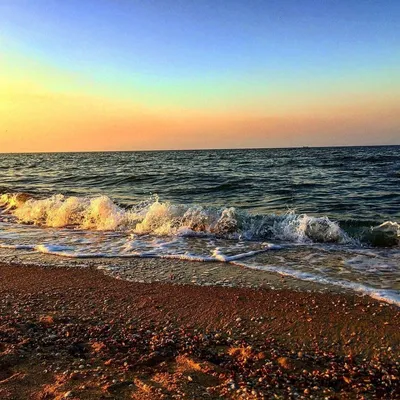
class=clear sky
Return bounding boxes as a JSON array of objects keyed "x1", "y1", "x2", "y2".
[{"x1": 1, "y1": 0, "x2": 399, "y2": 152}]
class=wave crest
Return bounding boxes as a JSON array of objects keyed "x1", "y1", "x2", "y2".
[
  {"x1": 368, "y1": 221, "x2": 400, "y2": 247},
  {"x1": 0, "y1": 192, "x2": 350, "y2": 244}
]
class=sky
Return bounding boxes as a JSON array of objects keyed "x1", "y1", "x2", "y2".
[{"x1": 0, "y1": 0, "x2": 399, "y2": 152}]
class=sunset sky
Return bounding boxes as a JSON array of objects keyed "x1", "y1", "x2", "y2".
[{"x1": 1, "y1": 0, "x2": 399, "y2": 152}]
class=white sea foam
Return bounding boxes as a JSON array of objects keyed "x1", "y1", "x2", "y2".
[
  {"x1": 375, "y1": 221, "x2": 400, "y2": 233},
  {"x1": 0, "y1": 193, "x2": 32, "y2": 212},
  {"x1": 211, "y1": 244, "x2": 280, "y2": 262},
  {"x1": 232, "y1": 261, "x2": 400, "y2": 306},
  {"x1": 369, "y1": 221, "x2": 400, "y2": 246},
  {"x1": 1, "y1": 191, "x2": 398, "y2": 306},
  {"x1": 0, "y1": 192, "x2": 349, "y2": 244},
  {"x1": 35, "y1": 244, "x2": 74, "y2": 254},
  {"x1": 0, "y1": 243, "x2": 35, "y2": 250}
]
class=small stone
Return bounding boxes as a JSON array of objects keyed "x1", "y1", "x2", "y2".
[
  {"x1": 40, "y1": 315, "x2": 54, "y2": 325},
  {"x1": 277, "y1": 357, "x2": 293, "y2": 370}
]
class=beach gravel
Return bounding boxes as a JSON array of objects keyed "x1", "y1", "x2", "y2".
[{"x1": 0, "y1": 263, "x2": 399, "y2": 399}]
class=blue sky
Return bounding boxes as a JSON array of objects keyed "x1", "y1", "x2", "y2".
[{"x1": 1, "y1": 0, "x2": 400, "y2": 151}]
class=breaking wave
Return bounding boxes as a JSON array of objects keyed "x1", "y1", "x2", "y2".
[
  {"x1": 367, "y1": 221, "x2": 400, "y2": 247},
  {"x1": 1, "y1": 191, "x2": 399, "y2": 306},
  {"x1": 0, "y1": 192, "x2": 350, "y2": 244}
]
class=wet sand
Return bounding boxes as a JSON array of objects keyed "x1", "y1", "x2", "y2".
[
  {"x1": 0, "y1": 247, "x2": 354, "y2": 293},
  {"x1": 0, "y1": 262, "x2": 399, "y2": 399}
]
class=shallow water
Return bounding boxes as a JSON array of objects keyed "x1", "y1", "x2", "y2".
[{"x1": 0, "y1": 147, "x2": 399, "y2": 304}]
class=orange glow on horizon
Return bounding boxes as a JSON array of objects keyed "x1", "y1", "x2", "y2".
[{"x1": 1, "y1": 51, "x2": 399, "y2": 152}]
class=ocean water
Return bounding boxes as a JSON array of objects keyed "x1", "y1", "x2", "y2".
[{"x1": 0, "y1": 147, "x2": 399, "y2": 304}]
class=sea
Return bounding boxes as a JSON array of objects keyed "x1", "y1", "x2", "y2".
[{"x1": 0, "y1": 146, "x2": 399, "y2": 304}]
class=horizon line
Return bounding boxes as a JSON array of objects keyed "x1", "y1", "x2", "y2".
[{"x1": 0, "y1": 143, "x2": 399, "y2": 155}]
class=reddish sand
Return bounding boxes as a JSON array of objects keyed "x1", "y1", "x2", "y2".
[{"x1": 0, "y1": 263, "x2": 399, "y2": 399}]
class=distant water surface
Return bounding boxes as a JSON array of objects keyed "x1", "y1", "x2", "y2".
[{"x1": 0, "y1": 146, "x2": 399, "y2": 304}]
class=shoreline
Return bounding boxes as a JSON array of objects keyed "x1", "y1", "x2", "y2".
[
  {"x1": 0, "y1": 261, "x2": 399, "y2": 399},
  {"x1": 1, "y1": 246, "x2": 399, "y2": 307},
  {"x1": 0, "y1": 247, "x2": 342, "y2": 294}
]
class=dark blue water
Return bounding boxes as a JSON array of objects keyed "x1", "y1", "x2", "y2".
[
  {"x1": 0, "y1": 146, "x2": 399, "y2": 304},
  {"x1": 1, "y1": 146, "x2": 399, "y2": 223}
]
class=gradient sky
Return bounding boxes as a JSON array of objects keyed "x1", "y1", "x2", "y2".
[{"x1": 1, "y1": 0, "x2": 400, "y2": 152}]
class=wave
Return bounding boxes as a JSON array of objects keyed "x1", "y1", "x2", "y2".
[
  {"x1": 0, "y1": 192, "x2": 351, "y2": 244},
  {"x1": 1, "y1": 191, "x2": 399, "y2": 306},
  {"x1": 1, "y1": 192, "x2": 399, "y2": 246},
  {"x1": 367, "y1": 221, "x2": 400, "y2": 246},
  {"x1": 0, "y1": 242, "x2": 280, "y2": 262}
]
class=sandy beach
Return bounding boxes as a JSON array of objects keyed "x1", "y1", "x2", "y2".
[{"x1": 0, "y1": 261, "x2": 399, "y2": 399}]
